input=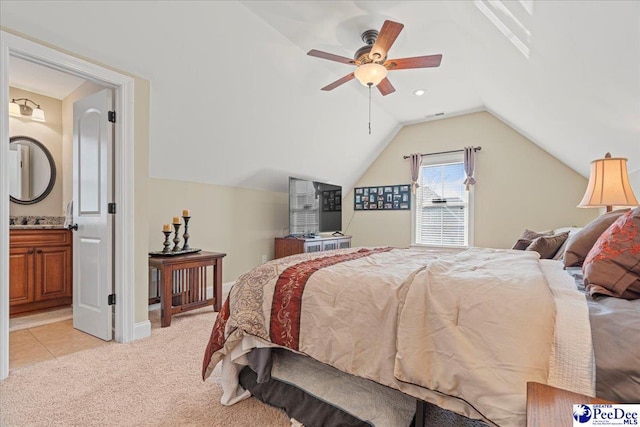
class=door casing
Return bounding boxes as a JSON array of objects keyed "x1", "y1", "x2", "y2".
[{"x1": 0, "y1": 30, "x2": 138, "y2": 380}]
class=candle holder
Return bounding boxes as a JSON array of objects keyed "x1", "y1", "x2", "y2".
[
  {"x1": 162, "y1": 230, "x2": 172, "y2": 253},
  {"x1": 172, "y1": 223, "x2": 181, "y2": 252},
  {"x1": 182, "y1": 216, "x2": 191, "y2": 250}
]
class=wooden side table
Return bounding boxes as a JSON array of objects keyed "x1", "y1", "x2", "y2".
[
  {"x1": 148, "y1": 251, "x2": 226, "y2": 327},
  {"x1": 526, "y1": 382, "x2": 614, "y2": 427}
]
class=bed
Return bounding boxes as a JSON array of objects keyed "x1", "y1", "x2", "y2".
[{"x1": 202, "y1": 240, "x2": 640, "y2": 426}]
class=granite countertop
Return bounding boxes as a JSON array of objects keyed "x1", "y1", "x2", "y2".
[
  {"x1": 9, "y1": 215, "x2": 66, "y2": 229},
  {"x1": 10, "y1": 225, "x2": 68, "y2": 230}
]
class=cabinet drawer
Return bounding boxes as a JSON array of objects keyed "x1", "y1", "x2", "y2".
[{"x1": 10, "y1": 229, "x2": 71, "y2": 247}]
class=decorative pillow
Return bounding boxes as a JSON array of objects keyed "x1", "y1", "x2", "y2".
[
  {"x1": 520, "y1": 229, "x2": 552, "y2": 241},
  {"x1": 525, "y1": 231, "x2": 570, "y2": 259},
  {"x1": 511, "y1": 239, "x2": 532, "y2": 250},
  {"x1": 551, "y1": 227, "x2": 582, "y2": 261},
  {"x1": 512, "y1": 229, "x2": 551, "y2": 250},
  {"x1": 563, "y1": 209, "x2": 630, "y2": 267},
  {"x1": 583, "y1": 207, "x2": 640, "y2": 300}
]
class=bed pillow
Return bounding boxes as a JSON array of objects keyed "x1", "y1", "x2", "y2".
[
  {"x1": 551, "y1": 227, "x2": 582, "y2": 260},
  {"x1": 525, "y1": 231, "x2": 570, "y2": 259},
  {"x1": 582, "y1": 207, "x2": 640, "y2": 300},
  {"x1": 563, "y1": 209, "x2": 630, "y2": 267},
  {"x1": 511, "y1": 229, "x2": 551, "y2": 250},
  {"x1": 511, "y1": 239, "x2": 532, "y2": 250}
]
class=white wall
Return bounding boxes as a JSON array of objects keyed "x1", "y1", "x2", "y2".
[
  {"x1": 343, "y1": 112, "x2": 599, "y2": 249},
  {"x1": 9, "y1": 87, "x2": 63, "y2": 217}
]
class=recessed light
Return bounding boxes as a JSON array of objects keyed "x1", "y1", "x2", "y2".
[{"x1": 413, "y1": 89, "x2": 426, "y2": 96}]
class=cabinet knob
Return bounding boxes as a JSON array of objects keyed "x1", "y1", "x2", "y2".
[
  {"x1": 27, "y1": 249, "x2": 34, "y2": 254},
  {"x1": 36, "y1": 249, "x2": 43, "y2": 254}
]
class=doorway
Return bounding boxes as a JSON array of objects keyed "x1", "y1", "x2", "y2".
[{"x1": 1, "y1": 31, "x2": 137, "y2": 380}]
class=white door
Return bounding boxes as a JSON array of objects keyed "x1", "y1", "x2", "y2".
[{"x1": 72, "y1": 89, "x2": 114, "y2": 341}]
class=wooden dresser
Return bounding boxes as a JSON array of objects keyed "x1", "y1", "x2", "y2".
[
  {"x1": 274, "y1": 235, "x2": 352, "y2": 259},
  {"x1": 9, "y1": 229, "x2": 73, "y2": 315}
]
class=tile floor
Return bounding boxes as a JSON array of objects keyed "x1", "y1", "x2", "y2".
[{"x1": 9, "y1": 319, "x2": 110, "y2": 370}]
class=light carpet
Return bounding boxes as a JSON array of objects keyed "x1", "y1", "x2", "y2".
[
  {"x1": 1, "y1": 307, "x2": 290, "y2": 426},
  {"x1": 1, "y1": 306, "x2": 485, "y2": 427}
]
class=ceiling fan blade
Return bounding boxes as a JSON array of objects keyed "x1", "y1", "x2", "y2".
[
  {"x1": 370, "y1": 20, "x2": 404, "y2": 61},
  {"x1": 321, "y1": 73, "x2": 355, "y2": 91},
  {"x1": 307, "y1": 49, "x2": 356, "y2": 65},
  {"x1": 377, "y1": 78, "x2": 395, "y2": 96},
  {"x1": 384, "y1": 54, "x2": 443, "y2": 70}
]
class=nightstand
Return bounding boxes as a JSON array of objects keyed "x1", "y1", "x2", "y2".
[{"x1": 526, "y1": 382, "x2": 614, "y2": 427}]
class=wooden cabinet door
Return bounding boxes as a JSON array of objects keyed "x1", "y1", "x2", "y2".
[
  {"x1": 35, "y1": 246, "x2": 72, "y2": 301},
  {"x1": 9, "y1": 247, "x2": 35, "y2": 305}
]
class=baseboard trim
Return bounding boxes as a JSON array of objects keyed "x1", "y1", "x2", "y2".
[{"x1": 133, "y1": 320, "x2": 151, "y2": 340}]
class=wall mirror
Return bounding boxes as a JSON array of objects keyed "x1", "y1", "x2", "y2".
[{"x1": 8, "y1": 135, "x2": 56, "y2": 205}]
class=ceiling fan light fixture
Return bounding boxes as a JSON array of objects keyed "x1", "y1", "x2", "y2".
[{"x1": 354, "y1": 63, "x2": 388, "y2": 87}]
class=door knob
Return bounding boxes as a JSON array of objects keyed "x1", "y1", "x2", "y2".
[{"x1": 68, "y1": 224, "x2": 78, "y2": 231}]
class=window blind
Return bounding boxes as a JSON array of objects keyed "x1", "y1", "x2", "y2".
[{"x1": 415, "y1": 160, "x2": 469, "y2": 247}]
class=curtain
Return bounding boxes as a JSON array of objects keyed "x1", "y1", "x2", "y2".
[
  {"x1": 463, "y1": 146, "x2": 476, "y2": 191},
  {"x1": 410, "y1": 153, "x2": 422, "y2": 194}
]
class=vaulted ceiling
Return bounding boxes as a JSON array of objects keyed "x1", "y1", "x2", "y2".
[{"x1": 2, "y1": 1, "x2": 638, "y2": 193}]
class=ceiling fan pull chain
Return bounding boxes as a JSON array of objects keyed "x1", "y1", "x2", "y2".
[{"x1": 368, "y1": 83, "x2": 372, "y2": 135}]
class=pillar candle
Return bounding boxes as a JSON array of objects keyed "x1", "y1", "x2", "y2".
[
  {"x1": 162, "y1": 224, "x2": 171, "y2": 232},
  {"x1": 172, "y1": 216, "x2": 180, "y2": 224},
  {"x1": 182, "y1": 209, "x2": 191, "y2": 217}
]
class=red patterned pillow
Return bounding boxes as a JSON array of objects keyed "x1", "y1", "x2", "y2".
[{"x1": 583, "y1": 207, "x2": 640, "y2": 299}]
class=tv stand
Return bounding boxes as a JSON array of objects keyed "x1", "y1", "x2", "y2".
[{"x1": 274, "y1": 235, "x2": 352, "y2": 259}]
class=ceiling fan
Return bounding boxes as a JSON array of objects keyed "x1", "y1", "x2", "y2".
[{"x1": 307, "y1": 20, "x2": 442, "y2": 96}]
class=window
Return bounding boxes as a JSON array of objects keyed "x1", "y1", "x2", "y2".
[{"x1": 413, "y1": 154, "x2": 472, "y2": 247}]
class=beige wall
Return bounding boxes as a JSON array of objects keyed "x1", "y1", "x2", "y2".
[
  {"x1": 9, "y1": 87, "x2": 63, "y2": 217},
  {"x1": 148, "y1": 179, "x2": 288, "y2": 283},
  {"x1": 343, "y1": 111, "x2": 598, "y2": 249},
  {"x1": 61, "y1": 81, "x2": 105, "y2": 209}
]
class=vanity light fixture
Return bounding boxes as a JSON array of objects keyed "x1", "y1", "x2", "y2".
[{"x1": 9, "y1": 98, "x2": 46, "y2": 122}]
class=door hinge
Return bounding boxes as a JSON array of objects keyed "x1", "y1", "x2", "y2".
[
  {"x1": 108, "y1": 111, "x2": 116, "y2": 123},
  {"x1": 108, "y1": 294, "x2": 116, "y2": 305},
  {"x1": 108, "y1": 202, "x2": 116, "y2": 214}
]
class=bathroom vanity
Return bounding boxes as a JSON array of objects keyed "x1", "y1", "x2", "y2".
[{"x1": 9, "y1": 227, "x2": 72, "y2": 315}]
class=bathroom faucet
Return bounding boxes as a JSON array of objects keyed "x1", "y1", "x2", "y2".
[
  {"x1": 34, "y1": 217, "x2": 44, "y2": 225},
  {"x1": 21, "y1": 217, "x2": 28, "y2": 225},
  {"x1": 9, "y1": 218, "x2": 15, "y2": 225}
]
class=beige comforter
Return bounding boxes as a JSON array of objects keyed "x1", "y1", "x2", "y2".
[{"x1": 202, "y1": 247, "x2": 559, "y2": 426}]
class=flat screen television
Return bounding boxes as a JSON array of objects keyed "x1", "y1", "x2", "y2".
[{"x1": 289, "y1": 177, "x2": 342, "y2": 237}]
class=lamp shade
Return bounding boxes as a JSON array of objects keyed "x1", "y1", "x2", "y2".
[
  {"x1": 354, "y1": 63, "x2": 388, "y2": 87},
  {"x1": 8, "y1": 101, "x2": 20, "y2": 117},
  {"x1": 578, "y1": 153, "x2": 639, "y2": 210},
  {"x1": 31, "y1": 107, "x2": 46, "y2": 122}
]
